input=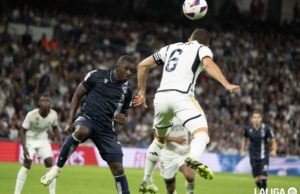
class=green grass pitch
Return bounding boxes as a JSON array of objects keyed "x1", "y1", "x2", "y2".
[{"x1": 1, "y1": 162, "x2": 299, "y2": 194}]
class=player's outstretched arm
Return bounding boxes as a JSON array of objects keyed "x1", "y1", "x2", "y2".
[
  {"x1": 65, "y1": 83, "x2": 86, "y2": 134},
  {"x1": 136, "y1": 56, "x2": 157, "y2": 108},
  {"x1": 202, "y1": 57, "x2": 240, "y2": 94},
  {"x1": 19, "y1": 128, "x2": 30, "y2": 160},
  {"x1": 240, "y1": 137, "x2": 248, "y2": 157},
  {"x1": 270, "y1": 138, "x2": 277, "y2": 157}
]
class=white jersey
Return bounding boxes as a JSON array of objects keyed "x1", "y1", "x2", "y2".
[
  {"x1": 163, "y1": 118, "x2": 190, "y2": 155},
  {"x1": 22, "y1": 108, "x2": 58, "y2": 141},
  {"x1": 153, "y1": 40, "x2": 213, "y2": 96}
]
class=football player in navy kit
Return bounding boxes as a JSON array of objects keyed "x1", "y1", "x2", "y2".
[
  {"x1": 41, "y1": 55, "x2": 135, "y2": 194},
  {"x1": 240, "y1": 111, "x2": 277, "y2": 192}
]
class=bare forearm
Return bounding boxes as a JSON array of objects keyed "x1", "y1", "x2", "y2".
[
  {"x1": 204, "y1": 60, "x2": 230, "y2": 88},
  {"x1": 19, "y1": 128, "x2": 27, "y2": 149},
  {"x1": 137, "y1": 65, "x2": 150, "y2": 93},
  {"x1": 241, "y1": 138, "x2": 248, "y2": 152},
  {"x1": 68, "y1": 94, "x2": 82, "y2": 123},
  {"x1": 271, "y1": 139, "x2": 277, "y2": 152}
]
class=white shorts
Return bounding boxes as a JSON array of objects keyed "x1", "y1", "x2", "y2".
[
  {"x1": 153, "y1": 92, "x2": 208, "y2": 137},
  {"x1": 24, "y1": 139, "x2": 53, "y2": 161},
  {"x1": 160, "y1": 149, "x2": 188, "y2": 179}
]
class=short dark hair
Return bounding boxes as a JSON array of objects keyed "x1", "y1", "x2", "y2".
[
  {"x1": 190, "y1": 28, "x2": 210, "y2": 45},
  {"x1": 251, "y1": 110, "x2": 262, "y2": 117},
  {"x1": 116, "y1": 55, "x2": 135, "y2": 67},
  {"x1": 40, "y1": 93, "x2": 50, "y2": 99}
]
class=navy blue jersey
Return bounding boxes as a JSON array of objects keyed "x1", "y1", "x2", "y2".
[
  {"x1": 244, "y1": 123, "x2": 275, "y2": 160},
  {"x1": 80, "y1": 69, "x2": 132, "y2": 131}
]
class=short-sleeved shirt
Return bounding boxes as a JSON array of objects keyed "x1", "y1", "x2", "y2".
[
  {"x1": 244, "y1": 123, "x2": 275, "y2": 160},
  {"x1": 153, "y1": 41, "x2": 213, "y2": 96},
  {"x1": 80, "y1": 69, "x2": 132, "y2": 132},
  {"x1": 22, "y1": 108, "x2": 58, "y2": 140}
]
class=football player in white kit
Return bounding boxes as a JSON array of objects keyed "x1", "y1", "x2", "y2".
[
  {"x1": 134, "y1": 28, "x2": 240, "y2": 180},
  {"x1": 14, "y1": 94, "x2": 61, "y2": 194}
]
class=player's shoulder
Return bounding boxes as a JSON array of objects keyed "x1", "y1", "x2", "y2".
[
  {"x1": 26, "y1": 108, "x2": 39, "y2": 117},
  {"x1": 49, "y1": 109, "x2": 58, "y2": 116},
  {"x1": 88, "y1": 69, "x2": 109, "y2": 78}
]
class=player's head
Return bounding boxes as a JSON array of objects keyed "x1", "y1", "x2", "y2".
[
  {"x1": 38, "y1": 93, "x2": 51, "y2": 112},
  {"x1": 190, "y1": 28, "x2": 210, "y2": 46},
  {"x1": 250, "y1": 110, "x2": 263, "y2": 126},
  {"x1": 115, "y1": 55, "x2": 135, "y2": 81}
]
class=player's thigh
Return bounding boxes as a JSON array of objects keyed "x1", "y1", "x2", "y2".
[
  {"x1": 153, "y1": 93, "x2": 175, "y2": 137},
  {"x1": 37, "y1": 142, "x2": 53, "y2": 162},
  {"x1": 175, "y1": 96, "x2": 208, "y2": 134},
  {"x1": 24, "y1": 142, "x2": 37, "y2": 161},
  {"x1": 91, "y1": 130, "x2": 123, "y2": 164},
  {"x1": 160, "y1": 156, "x2": 179, "y2": 180},
  {"x1": 73, "y1": 116, "x2": 92, "y2": 141}
]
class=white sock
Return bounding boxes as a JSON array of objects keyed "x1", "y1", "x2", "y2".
[
  {"x1": 143, "y1": 140, "x2": 163, "y2": 184},
  {"x1": 189, "y1": 132, "x2": 210, "y2": 159},
  {"x1": 47, "y1": 168, "x2": 56, "y2": 194},
  {"x1": 185, "y1": 180, "x2": 195, "y2": 194},
  {"x1": 14, "y1": 166, "x2": 28, "y2": 194},
  {"x1": 172, "y1": 191, "x2": 177, "y2": 194}
]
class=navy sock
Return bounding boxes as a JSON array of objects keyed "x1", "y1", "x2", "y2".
[
  {"x1": 255, "y1": 180, "x2": 262, "y2": 189},
  {"x1": 261, "y1": 179, "x2": 267, "y2": 190},
  {"x1": 114, "y1": 174, "x2": 130, "y2": 194},
  {"x1": 57, "y1": 135, "x2": 80, "y2": 168}
]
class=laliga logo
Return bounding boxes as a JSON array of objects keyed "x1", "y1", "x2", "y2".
[{"x1": 254, "y1": 187, "x2": 297, "y2": 194}]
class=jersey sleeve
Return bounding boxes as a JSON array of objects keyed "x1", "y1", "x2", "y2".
[
  {"x1": 81, "y1": 70, "x2": 98, "y2": 92},
  {"x1": 198, "y1": 46, "x2": 213, "y2": 61},
  {"x1": 22, "y1": 113, "x2": 31, "y2": 130},
  {"x1": 152, "y1": 45, "x2": 169, "y2": 66},
  {"x1": 121, "y1": 88, "x2": 133, "y2": 112}
]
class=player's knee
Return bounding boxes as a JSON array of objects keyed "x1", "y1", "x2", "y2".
[
  {"x1": 109, "y1": 162, "x2": 124, "y2": 176},
  {"x1": 23, "y1": 159, "x2": 32, "y2": 170},
  {"x1": 166, "y1": 184, "x2": 175, "y2": 194},
  {"x1": 74, "y1": 126, "x2": 90, "y2": 141},
  {"x1": 192, "y1": 130, "x2": 210, "y2": 143},
  {"x1": 185, "y1": 173, "x2": 195, "y2": 183}
]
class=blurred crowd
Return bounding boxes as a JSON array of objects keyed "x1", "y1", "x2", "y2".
[{"x1": 0, "y1": 8, "x2": 299, "y2": 156}]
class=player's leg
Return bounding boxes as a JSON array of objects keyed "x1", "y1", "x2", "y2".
[
  {"x1": 164, "y1": 178, "x2": 177, "y2": 194},
  {"x1": 92, "y1": 131, "x2": 130, "y2": 194},
  {"x1": 139, "y1": 136, "x2": 161, "y2": 193},
  {"x1": 41, "y1": 117, "x2": 92, "y2": 186},
  {"x1": 253, "y1": 159, "x2": 268, "y2": 192},
  {"x1": 44, "y1": 157, "x2": 56, "y2": 194},
  {"x1": 108, "y1": 161, "x2": 130, "y2": 194},
  {"x1": 14, "y1": 150, "x2": 33, "y2": 194},
  {"x1": 179, "y1": 165, "x2": 195, "y2": 194},
  {"x1": 175, "y1": 96, "x2": 213, "y2": 179}
]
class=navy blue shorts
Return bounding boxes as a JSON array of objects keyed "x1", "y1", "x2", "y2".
[
  {"x1": 73, "y1": 115, "x2": 123, "y2": 164},
  {"x1": 250, "y1": 158, "x2": 269, "y2": 177}
]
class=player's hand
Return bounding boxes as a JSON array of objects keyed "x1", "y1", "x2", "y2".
[
  {"x1": 174, "y1": 135, "x2": 187, "y2": 144},
  {"x1": 225, "y1": 84, "x2": 241, "y2": 94},
  {"x1": 64, "y1": 122, "x2": 73, "y2": 135},
  {"x1": 114, "y1": 113, "x2": 127, "y2": 125},
  {"x1": 240, "y1": 150, "x2": 246, "y2": 157},
  {"x1": 23, "y1": 148, "x2": 30, "y2": 161},
  {"x1": 133, "y1": 92, "x2": 148, "y2": 108},
  {"x1": 270, "y1": 150, "x2": 277, "y2": 157}
]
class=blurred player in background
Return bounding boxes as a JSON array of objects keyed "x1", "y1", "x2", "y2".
[
  {"x1": 240, "y1": 110, "x2": 277, "y2": 192},
  {"x1": 139, "y1": 117, "x2": 188, "y2": 193},
  {"x1": 14, "y1": 93, "x2": 61, "y2": 194},
  {"x1": 134, "y1": 28, "x2": 240, "y2": 179},
  {"x1": 41, "y1": 55, "x2": 135, "y2": 194}
]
